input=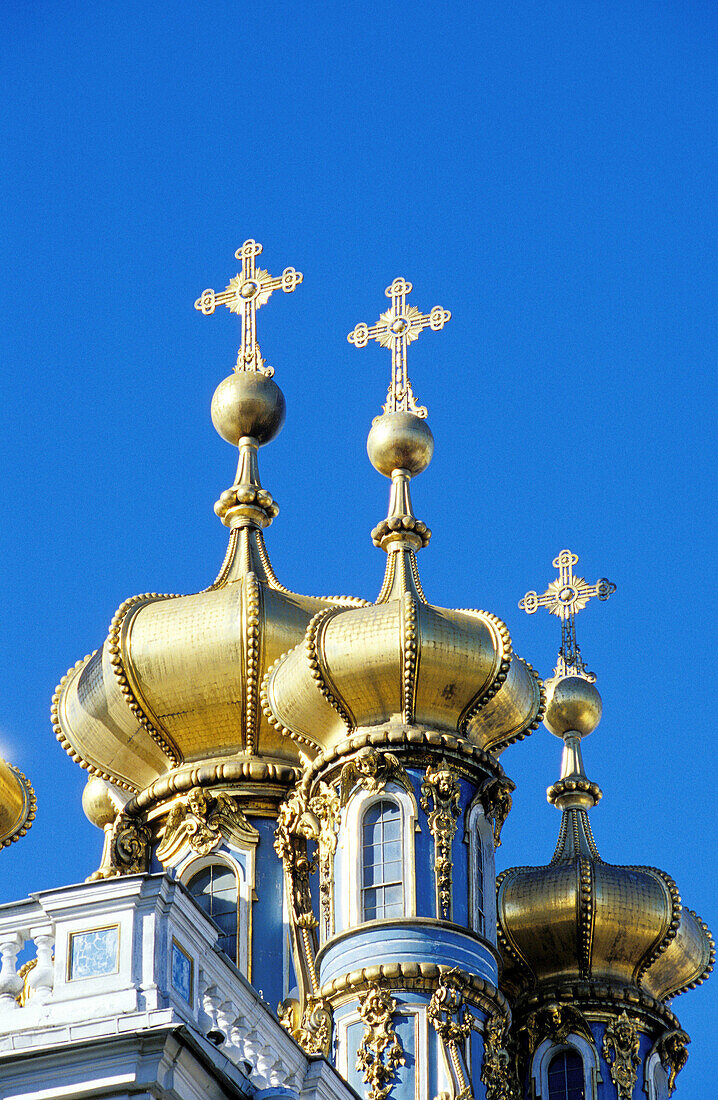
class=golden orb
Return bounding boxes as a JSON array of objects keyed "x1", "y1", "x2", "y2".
[
  {"x1": 543, "y1": 675, "x2": 602, "y2": 738},
  {"x1": 211, "y1": 371, "x2": 286, "y2": 447},
  {"x1": 367, "y1": 411, "x2": 434, "y2": 478},
  {"x1": 81, "y1": 775, "x2": 117, "y2": 830}
]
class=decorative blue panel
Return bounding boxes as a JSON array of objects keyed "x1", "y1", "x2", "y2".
[
  {"x1": 171, "y1": 938, "x2": 193, "y2": 1003},
  {"x1": 68, "y1": 925, "x2": 119, "y2": 980}
]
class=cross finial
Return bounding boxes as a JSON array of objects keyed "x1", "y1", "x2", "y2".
[
  {"x1": 347, "y1": 277, "x2": 451, "y2": 417},
  {"x1": 519, "y1": 549, "x2": 616, "y2": 682},
  {"x1": 194, "y1": 239, "x2": 303, "y2": 375}
]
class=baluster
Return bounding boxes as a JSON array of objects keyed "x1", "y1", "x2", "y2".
[
  {"x1": 27, "y1": 926, "x2": 54, "y2": 1003},
  {"x1": 0, "y1": 933, "x2": 24, "y2": 1011}
]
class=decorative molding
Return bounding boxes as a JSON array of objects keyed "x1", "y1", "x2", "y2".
[
  {"x1": 278, "y1": 993, "x2": 333, "y2": 1057},
  {"x1": 481, "y1": 1012, "x2": 520, "y2": 1100},
  {"x1": 521, "y1": 1002, "x2": 593, "y2": 1059},
  {"x1": 307, "y1": 781, "x2": 341, "y2": 940},
  {"x1": 110, "y1": 814, "x2": 151, "y2": 875},
  {"x1": 356, "y1": 985, "x2": 405, "y2": 1100},
  {"x1": 477, "y1": 776, "x2": 514, "y2": 849},
  {"x1": 319, "y1": 962, "x2": 509, "y2": 1023},
  {"x1": 421, "y1": 765, "x2": 462, "y2": 920},
  {"x1": 428, "y1": 970, "x2": 473, "y2": 1100},
  {"x1": 651, "y1": 1028, "x2": 689, "y2": 1097},
  {"x1": 156, "y1": 788, "x2": 255, "y2": 866},
  {"x1": 274, "y1": 788, "x2": 319, "y2": 1004},
  {"x1": 339, "y1": 748, "x2": 413, "y2": 807},
  {"x1": 602, "y1": 1011, "x2": 640, "y2": 1100},
  {"x1": 401, "y1": 592, "x2": 419, "y2": 722}
]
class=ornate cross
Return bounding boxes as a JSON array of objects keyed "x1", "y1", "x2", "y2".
[
  {"x1": 519, "y1": 549, "x2": 616, "y2": 681},
  {"x1": 194, "y1": 239, "x2": 303, "y2": 374},
  {"x1": 347, "y1": 277, "x2": 451, "y2": 417}
]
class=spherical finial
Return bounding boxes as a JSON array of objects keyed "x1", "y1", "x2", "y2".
[
  {"x1": 82, "y1": 775, "x2": 117, "y2": 830},
  {"x1": 211, "y1": 372, "x2": 286, "y2": 447},
  {"x1": 544, "y1": 675, "x2": 602, "y2": 738},
  {"x1": 367, "y1": 411, "x2": 434, "y2": 478}
]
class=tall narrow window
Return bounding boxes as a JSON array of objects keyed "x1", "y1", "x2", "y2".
[
  {"x1": 361, "y1": 799, "x2": 403, "y2": 921},
  {"x1": 187, "y1": 863, "x2": 239, "y2": 962},
  {"x1": 547, "y1": 1050, "x2": 585, "y2": 1100},
  {"x1": 475, "y1": 836, "x2": 485, "y2": 934}
]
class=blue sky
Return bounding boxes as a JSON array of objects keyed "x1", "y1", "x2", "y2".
[{"x1": 1, "y1": 2, "x2": 716, "y2": 1092}]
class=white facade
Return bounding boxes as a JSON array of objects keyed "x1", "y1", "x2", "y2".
[{"x1": 0, "y1": 875, "x2": 357, "y2": 1100}]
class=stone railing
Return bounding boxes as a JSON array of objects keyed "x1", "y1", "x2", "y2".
[{"x1": 0, "y1": 874, "x2": 353, "y2": 1100}]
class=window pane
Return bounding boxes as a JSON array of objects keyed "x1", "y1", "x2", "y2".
[
  {"x1": 187, "y1": 863, "x2": 239, "y2": 964},
  {"x1": 547, "y1": 1051, "x2": 585, "y2": 1100},
  {"x1": 361, "y1": 800, "x2": 404, "y2": 921}
]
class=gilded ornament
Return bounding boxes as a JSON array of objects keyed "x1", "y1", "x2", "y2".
[
  {"x1": 653, "y1": 1028, "x2": 689, "y2": 1096},
  {"x1": 428, "y1": 972, "x2": 474, "y2": 1100},
  {"x1": 519, "y1": 549, "x2": 615, "y2": 685},
  {"x1": 194, "y1": 238, "x2": 303, "y2": 376},
  {"x1": 521, "y1": 1002, "x2": 593, "y2": 1058},
  {"x1": 306, "y1": 781, "x2": 341, "y2": 939},
  {"x1": 156, "y1": 787, "x2": 249, "y2": 864},
  {"x1": 481, "y1": 1012, "x2": 520, "y2": 1100},
  {"x1": 0, "y1": 762, "x2": 36, "y2": 850},
  {"x1": 339, "y1": 747, "x2": 413, "y2": 807},
  {"x1": 274, "y1": 789, "x2": 319, "y2": 1004},
  {"x1": 348, "y1": 276, "x2": 450, "y2": 420},
  {"x1": 110, "y1": 814, "x2": 151, "y2": 875},
  {"x1": 602, "y1": 1012, "x2": 640, "y2": 1100},
  {"x1": 477, "y1": 776, "x2": 515, "y2": 848},
  {"x1": 421, "y1": 765, "x2": 462, "y2": 920},
  {"x1": 356, "y1": 985, "x2": 405, "y2": 1100},
  {"x1": 278, "y1": 993, "x2": 333, "y2": 1057}
]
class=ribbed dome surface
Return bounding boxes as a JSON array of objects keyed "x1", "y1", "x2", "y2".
[
  {"x1": 53, "y1": 522, "x2": 365, "y2": 795},
  {"x1": 497, "y1": 804, "x2": 714, "y2": 1005},
  {"x1": 263, "y1": 548, "x2": 544, "y2": 757}
]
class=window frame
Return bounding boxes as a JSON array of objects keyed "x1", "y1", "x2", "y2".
[
  {"x1": 532, "y1": 1037, "x2": 601, "y2": 1100},
  {"x1": 179, "y1": 852, "x2": 250, "y2": 974},
  {"x1": 465, "y1": 797, "x2": 496, "y2": 941},
  {"x1": 342, "y1": 785, "x2": 418, "y2": 930}
]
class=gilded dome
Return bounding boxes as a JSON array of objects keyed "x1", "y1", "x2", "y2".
[
  {"x1": 263, "y1": 407, "x2": 544, "y2": 759},
  {"x1": 0, "y1": 758, "x2": 35, "y2": 848},
  {"x1": 497, "y1": 680, "x2": 714, "y2": 1009},
  {"x1": 52, "y1": 354, "x2": 364, "y2": 801}
]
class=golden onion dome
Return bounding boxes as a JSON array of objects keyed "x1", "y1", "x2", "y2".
[
  {"x1": 52, "y1": 280, "x2": 365, "y2": 803},
  {"x1": 497, "y1": 677, "x2": 714, "y2": 1009},
  {"x1": 0, "y1": 757, "x2": 35, "y2": 848},
  {"x1": 263, "y1": 370, "x2": 544, "y2": 758}
]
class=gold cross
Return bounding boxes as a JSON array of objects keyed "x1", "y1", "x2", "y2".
[
  {"x1": 519, "y1": 549, "x2": 616, "y2": 681},
  {"x1": 194, "y1": 239, "x2": 303, "y2": 374},
  {"x1": 347, "y1": 277, "x2": 451, "y2": 417}
]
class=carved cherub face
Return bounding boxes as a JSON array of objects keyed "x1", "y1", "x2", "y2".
[
  {"x1": 187, "y1": 788, "x2": 208, "y2": 816},
  {"x1": 436, "y1": 771, "x2": 454, "y2": 799},
  {"x1": 546, "y1": 1004, "x2": 562, "y2": 1028},
  {"x1": 356, "y1": 748, "x2": 379, "y2": 776}
]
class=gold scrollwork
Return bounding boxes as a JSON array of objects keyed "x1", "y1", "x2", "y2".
[
  {"x1": 421, "y1": 764, "x2": 462, "y2": 920},
  {"x1": 111, "y1": 814, "x2": 151, "y2": 875},
  {"x1": 356, "y1": 985, "x2": 405, "y2": 1100},
  {"x1": 428, "y1": 971, "x2": 474, "y2": 1100},
  {"x1": 602, "y1": 1011, "x2": 640, "y2": 1100},
  {"x1": 278, "y1": 993, "x2": 333, "y2": 1057},
  {"x1": 156, "y1": 787, "x2": 248, "y2": 865},
  {"x1": 307, "y1": 781, "x2": 341, "y2": 940},
  {"x1": 477, "y1": 776, "x2": 515, "y2": 849},
  {"x1": 481, "y1": 1012, "x2": 520, "y2": 1100},
  {"x1": 274, "y1": 789, "x2": 319, "y2": 1005},
  {"x1": 653, "y1": 1028, "x2": 690, "y2": 1096},
  {"x1": 339, "y1": 747, "x2": 413, "y2": 807}
]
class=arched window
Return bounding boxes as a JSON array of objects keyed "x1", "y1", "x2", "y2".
[
  {"x1": 186, "y1": 862, "x2": 239, "y2": 962},
  {"x1": 361, "y1": 798, "x2": 403, "y2": 921},
  {"x1": 547, "y1": 1050, "x2": 585, "y2": 1100}
]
